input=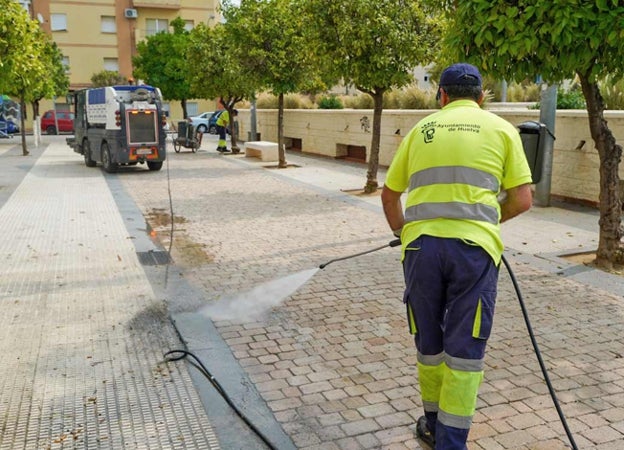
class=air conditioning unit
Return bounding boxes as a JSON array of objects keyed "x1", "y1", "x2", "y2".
[{"x1": 124, "y1": 8, "x2": 138, "y2": 19}]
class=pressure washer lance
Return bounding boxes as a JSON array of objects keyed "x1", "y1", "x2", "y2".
[
  {"x1": 319, "y1": 239, "x2": 578, "y2": 450},
  {"x1": 319, "y1": 238, "x2": 401, "y2": 269}
]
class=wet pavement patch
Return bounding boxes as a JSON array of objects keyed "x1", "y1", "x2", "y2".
[{"x1": 147, "y1": 208, "x2": 188, "y2": 227}]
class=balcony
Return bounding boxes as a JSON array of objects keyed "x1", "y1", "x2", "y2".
[{"x1": 133, "y1": 0, "x2": 180, "y2": 9}]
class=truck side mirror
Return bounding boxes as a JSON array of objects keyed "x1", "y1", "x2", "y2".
[{"x1": 517, "y1": 121, "x2": 553, "y2": 184}]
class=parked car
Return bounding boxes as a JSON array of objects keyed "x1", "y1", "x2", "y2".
[
  {"x1": 188, "y1": 111, "x2": 213, "y2": 133},
  {"x1": 41, "y1": 110, "x2": 74, "y2": 134},
  {"x1": 189, "y1": 110, "x2": 225, "y2": 134}
]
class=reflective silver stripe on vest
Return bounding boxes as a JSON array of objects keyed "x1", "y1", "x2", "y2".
[
  {"x1": 417, "y1": 351, "x2": 445, "y2": 366},
  {"x1": 405, "y1": 202, "x2": 499, "y2": 225},
  {"x1": 445, "y1": 354, "x2": 484, "y2": 372},
  {"x1": 419, "y1": 351, "x2": 484, "y2": 371},
  {"x1": 438, "y1": 410, "x2": 473, "y2": 430},
  {"x1": 409, "y1": 166, "x2": 499, "y2": 192}
]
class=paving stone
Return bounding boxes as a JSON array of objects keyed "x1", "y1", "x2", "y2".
[
  {"x1": 357, "y1": 402, "x2": 395, "y2": 418},
  {"x1": 0, "y1": 142, "x2": 219, "y2": 449},
  {"x1": 340, "y1": 418, "x2": 381, "y2": 437}
]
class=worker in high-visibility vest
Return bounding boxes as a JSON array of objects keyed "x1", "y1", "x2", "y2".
[
  {"x1": 216, "y1": 108, "x2": 238, "y2": 153},
  {"x1": 381, "y1": 63, "x2": 533, "y2": 449}
]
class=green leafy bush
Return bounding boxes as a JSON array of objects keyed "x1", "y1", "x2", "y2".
[
  {"x1": 91, "y1": 70, "x2": 126, "y2": 87},
  {"x1": 317, "y1": 95, "x2": 344, "y2": 109},
  {"x1": 556, "y1": 87, "x2": 586, "y2": 109},
  {"x1": 531, "y1": 86, "x2": 587, "y2": 110}
]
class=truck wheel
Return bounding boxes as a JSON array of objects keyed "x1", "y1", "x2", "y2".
[
  {"x1": 83, "y1": 140, "x2": 96, "y2": 167},
  {"x1": 101, "y1": 143, "x2": 117, "y2": 173},
  {"x1": 46, "y1": 125, "x2": 56, "y2": 135},
  {"x1": 147, "y1": 161, "x2": 163, "y2": 171}
]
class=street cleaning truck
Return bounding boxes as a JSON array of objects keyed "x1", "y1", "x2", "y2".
[{"x1": 67, "y1": 84, "x2": 167, "y2": 172}]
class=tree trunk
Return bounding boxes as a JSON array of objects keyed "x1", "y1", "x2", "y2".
[
  {"x1": 228, "y1": 101, "x2": 240, "y2": 153},
  {"x1": 19, "y1": 98, "x2": 28, "y2": 156},
  {"x1": 181, "y1": 99, "x2": 188, "y2": 119},
  {"x1": 32, "y1": 100, "x2": 41, "y2": 148},
  {"x1": 32, "y1": 100, "x2": 40, "y2": 118},
  {"x1": 364, "y1": 90, "x2": 384, "y2": 193},
  {"x1": 277, "y1": 92, "x2": 287, "y2": 168},
  {"x1": 578, "y1": 72, "x2": 624, "y2": 267}
]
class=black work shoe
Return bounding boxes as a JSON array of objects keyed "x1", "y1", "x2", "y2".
[{"x1": 416, "y1": 415, "x2": 435, "y2": 449}]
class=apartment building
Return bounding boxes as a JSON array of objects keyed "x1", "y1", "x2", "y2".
[{"x1": 27, "y1": 0, "x2": 220, "y2": 120}]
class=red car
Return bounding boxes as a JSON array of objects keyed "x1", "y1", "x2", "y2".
[{"x1": 41, "y1": 110, "x2": 74, "y2": 134}]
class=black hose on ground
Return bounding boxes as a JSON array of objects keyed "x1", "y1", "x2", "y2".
[
  {"x1": 501, "y1": 255, "x2": 578, "y2": 450},
  {"x1": 164, "y1": 349, "x2": 279, "y2": 450}
]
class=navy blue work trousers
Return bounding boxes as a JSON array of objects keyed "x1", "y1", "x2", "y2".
[{"x1": 403, "y1": 234, "x2": 499, "y2": 449}]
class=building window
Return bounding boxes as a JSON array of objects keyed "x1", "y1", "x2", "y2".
[
  {"x1": 146, "y1": 19, "x2": 168, "y2": 36},
  {"x1": 162, "y1": 102, "x2": 170, "y2": 117},
  {"x1": 50, "y1": 13, "x2": 67, "y2": 31},
  {"x1": 62, "y1": 56, "x2": 70, "y2": 73},
  {"x1": 184, "y1": 20, "x2": 194, "y2": 31},
  {"x1": 101, "y1": 16, "x2": 116, "y2": 33},
  {"x1": 103, "y1": 58, "x2": 119, "y2": 72},
  {"x1": 186, "y1": 102, "x2": 198, "y2": 117}
]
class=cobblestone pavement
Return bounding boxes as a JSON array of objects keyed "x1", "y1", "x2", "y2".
[
  {"x1": 119, "y1": 135, "x2": 624, "y2": 450},
  {"x1": 0, "y1": 140, "x2": 219, "y2": 450}
]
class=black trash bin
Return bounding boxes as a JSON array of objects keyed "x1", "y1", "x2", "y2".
[
  {"x1": 517, "y1": 121, "x2": 552, "y2": 184},
  {"x1": 177, "y1": 121, "x2": 189, "y2": 138}
]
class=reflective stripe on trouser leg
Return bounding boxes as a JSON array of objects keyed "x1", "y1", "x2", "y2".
[
  {"x1": 418, "y1": 355, "x2": 484, "y2": 448},
  {"x1": 417, "y1": 353, "x2": 445, "y2": 422},
  {"x1": 436, "y1": 359, "x2": 484, "y2": 449},
  {"x1": 417, "y1": 352, "x2": 444, "y2": 436}
]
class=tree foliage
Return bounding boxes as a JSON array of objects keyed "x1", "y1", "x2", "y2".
[
  {"x1": 91, "y1": 70, "x2": 126, "y2": 87},
  {"x1": 223, "y1": 0, "x2": 327, "y2": 167},
  {"x1": 304, "y1": 0, "x2": 440, "y2": 192},
  {"x1": 0, "y1": 1, "x2": 55, "y2": 154},
  {"x1": 133, "y1": 17, "x2": 198, "y2": 118},
  {"x1": 187, "y1": 21, "x2": 259, "y2": 152},
  {"x1": 30, "y1": 39, "x2": 69, "y2": 118},
  {"x1": 188, "y1": 23, "x2": 258, "y2": 105},
  {"x1": 435, "y1": 0, "x2": 624, "y2": 267}
]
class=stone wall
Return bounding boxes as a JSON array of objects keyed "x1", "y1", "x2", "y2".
[{"x1": 236, "y1": 108, "x2": 624, "y2": 206}]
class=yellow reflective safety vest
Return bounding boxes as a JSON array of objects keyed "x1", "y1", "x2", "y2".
[
  {"x1": 385, "y1": 99, "x2": 533, "y2": 264},
  {"x1": 216, "y1": 110, "x2": 229, "y2": 127}
]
